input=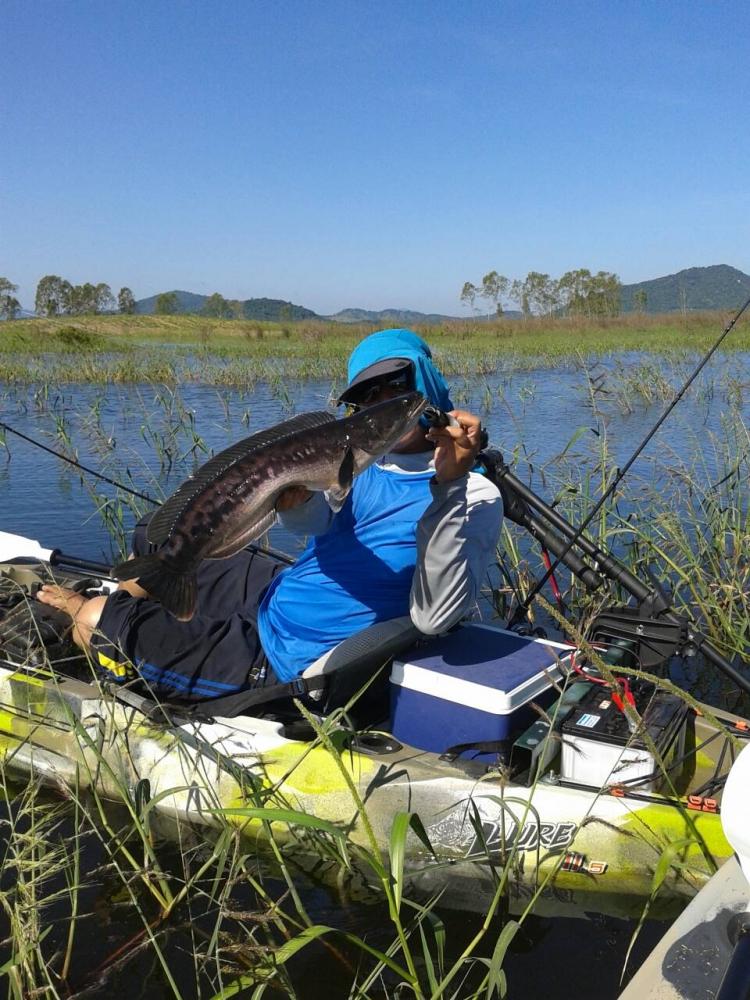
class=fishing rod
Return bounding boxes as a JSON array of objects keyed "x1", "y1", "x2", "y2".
[
  {"x1": 507, "y1": 293, "x2": 750, "y2": 631},
  {"x1": 497, "y1": 294, "x2": 750, "y2": 691},
  {"x1": 0, "y1": 419, "x2": 158, "y2": 505},
  {"x1": 482, "y1": 449, "x2": 750, "y2": 695}
]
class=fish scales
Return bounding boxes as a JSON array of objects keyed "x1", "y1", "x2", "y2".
[
  {"x1": 112, "y1": 392, "x2": 428, "y2": 619},
  {"x1": 185, "y1": 428, "x2": 352, "y2": 559}
]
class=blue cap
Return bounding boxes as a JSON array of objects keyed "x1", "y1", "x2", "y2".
[{"x1": 341, "y1": 329, "x2": 453, "y2": 411}]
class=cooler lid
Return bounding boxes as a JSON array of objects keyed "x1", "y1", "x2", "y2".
[{"x1": 391, "y1": 624, "x2": 568, "y2": 714}]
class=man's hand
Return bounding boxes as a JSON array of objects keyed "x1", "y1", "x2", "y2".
[
  {"x1": 275, "y1": 486, "x2": 313, "y2": 511},
  {"x1": 427, "y1": 409, "x2": 483, "y2": 484}
]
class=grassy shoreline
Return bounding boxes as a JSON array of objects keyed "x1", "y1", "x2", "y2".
[
  {"x1": 4, "y1": 310, "x2": 750, "y2": 350},
  {"x1": 0, "y1": 312, "x2": 748, "y2": 385}
]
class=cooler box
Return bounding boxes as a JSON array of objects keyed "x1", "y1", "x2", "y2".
[{"x1": 390, "y1": 624, "x2": 569, "y2": 757}]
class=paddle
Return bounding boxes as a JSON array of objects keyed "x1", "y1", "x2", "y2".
[{"x1": 0, "y1": 529, "x2": 113, "y2": 578}]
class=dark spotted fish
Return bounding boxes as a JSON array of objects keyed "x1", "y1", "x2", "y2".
[{"x1": 112, "y1": 392, "x2": 427, "y2": 620}]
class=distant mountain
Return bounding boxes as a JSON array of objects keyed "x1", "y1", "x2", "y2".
[
  {"x1": 620, "y1": 265, "x2": 750, "y2": 313},
  {"x1": 238, "y1": 298, "x2": 317, "y2": 321},
  {"x1": 130, "y1": 266, "x2": 750, "y2": 325},
  {"x1": 136, "y1": 290, "x2": 209, "y2": 314},
  {"x1": 135, "y1": 290, "x2": 317, "y2": 321},
  {"x1": 329, "y1": 307, "x2": 477, "y2": 324}
]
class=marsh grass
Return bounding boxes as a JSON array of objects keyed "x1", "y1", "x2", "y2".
[
  {"x1": 1, "y1": 312, "x2": 749, "y2": 386},
  {"x1": 496, "y1": 387, "x2": 750, "y2": 707}
]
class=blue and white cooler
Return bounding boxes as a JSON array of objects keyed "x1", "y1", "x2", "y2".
[{"x1": 390, "y1": 624, "x2": 570, "y2": 759}]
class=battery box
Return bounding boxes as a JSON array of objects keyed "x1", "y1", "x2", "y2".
[{"x1": 560, "y1": 679, "x2": 689, "y2": 791}]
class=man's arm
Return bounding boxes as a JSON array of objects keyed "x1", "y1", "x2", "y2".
[
  {"x1": 410, "y1": 474, "x2": 503, "y2": 634},
  {"x1": 410, "y1": 409, "x2": 503, "y2": 634}
]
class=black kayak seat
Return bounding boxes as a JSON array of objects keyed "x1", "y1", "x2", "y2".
[{"x1": 299, "y1": 615, "x2": 422, "y2": 713}]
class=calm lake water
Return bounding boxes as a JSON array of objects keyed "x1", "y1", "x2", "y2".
[
  {"x1": 0, "y1": 350, "x2": 748, "y2": 997},
  {"x1": 1, "y1": 351, "x2": 747, "y2": 563}
]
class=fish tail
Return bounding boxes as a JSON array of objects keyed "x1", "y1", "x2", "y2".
[{"x1": 111, "y1": 554, "x2": 198, "y2": 621}]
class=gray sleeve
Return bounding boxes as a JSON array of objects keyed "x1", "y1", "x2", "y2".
[
  {"x1": 276, "y1": 491, "x2": 335, "y2": 537},
  {"x1": 409, "y1": 473, "x2": 503, "y2": 634}
]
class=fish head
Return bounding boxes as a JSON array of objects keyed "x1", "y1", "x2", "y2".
[{"x1": 343, "y1": 391, "x2": 429, "y2": 456}]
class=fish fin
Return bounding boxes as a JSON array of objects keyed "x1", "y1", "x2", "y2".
[
  {"x1": 206, "y1": 508, "x2": 277, "y2": 559},
  {"x1": 111, "y1": 554, "x2": 198, "y2": 621},
  {"x1": 327, "y1": 447, "x2": 354, "y2": 505},
  {"x1": 147, "y1": 410, "x2": 337, "y2": 546},
  {"x1": 338, "y1": 446, "x2": 354, "y2": 491}
]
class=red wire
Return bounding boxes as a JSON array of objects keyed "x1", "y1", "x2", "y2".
[
  {"x1": 570, "y1": 650, "x2": 636, "y2": 712},
  {"x1": 540, "y1": 547, "x2": 564, "y2": 610}
]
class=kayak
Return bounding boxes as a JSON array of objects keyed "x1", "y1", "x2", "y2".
[
  {"x1": 619, "y1": 745, "x2": 750, "y2": 998},
  {"x1": 0, "y1": 529, "x2": 746, "y2": 920}
]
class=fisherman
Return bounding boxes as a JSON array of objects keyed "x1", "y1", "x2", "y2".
[{"x1": 37, "y1": 329, "x2": 503, "y2": 701}]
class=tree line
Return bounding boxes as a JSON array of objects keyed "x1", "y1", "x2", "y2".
[
  {"x1": 460, "y1": 269, "x2": 634, "y2": 318},
  {"x1": 0, "y1": 275, "x2": 244, "y2": 320}
]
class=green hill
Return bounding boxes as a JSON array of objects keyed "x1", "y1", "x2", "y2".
[
  {"x1": 135, "y1": 290, "x2": 317, "y2": 321},
  {"x1": 327, "y1": 307, "x2": 464, "y2": 324},
  {"x1": 621, "y1": 265, "x2": 750, "y2": 313}
]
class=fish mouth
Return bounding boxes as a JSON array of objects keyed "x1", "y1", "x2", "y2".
[
  {"x1": 344, "y1": 391, "x2": 429, "y2": 453},
  {"x1": 379, "y1": 391, "x2": 430, "y2": 432},
  {"x1": 401, "y1": 391, "x2": 430, "y2": 423}
]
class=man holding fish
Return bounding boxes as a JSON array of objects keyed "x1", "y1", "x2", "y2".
[{"x1": 38, "y1": 330, "x2": 503, "y2": 701}]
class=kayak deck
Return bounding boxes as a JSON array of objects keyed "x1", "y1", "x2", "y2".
[{"x1": 0, "y1": 557, "x2": 747, "y2": 918}]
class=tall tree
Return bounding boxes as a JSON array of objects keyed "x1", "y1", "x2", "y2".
[
  {"x1": 557, "y1": 269, "x2": 593, "y2": 316},
  {"x1": 68, "y1": 283, "x2": 100, "y2": 314},
  {"x1": 203, "y1": 292, "x2": 232, "y2": 318},
  {"x1": 35, "y1": 275, "x2": 72, "y2": 316},
  {"x1": 118, "y1": 287, "x2": 136, "y2": 314},
  {"x1": 480, "y1": 271, "x2": 510, "y2": 318},
  {"x1": 459, "y1": 281, "x2": 478, "y2": 314},
  {"x1": 0, "y1": 278, "x2": 21, "y2": 320},
  {"x1": 95, "y1": 283, "x2": 115, "y2": 313},
  {"x1": 155, "y1": 291, "x2": 179, "y2": 315},
  {"x1": 589, "y1": 271, "x2": 621, "y2": 317},
  {"x1": 633, "y1": 289, "x2": 647, "y2": 314},
  {"x1": 558, "y1": 269, "x2": 621, "y2": 317},
  {"x1": 509, "y1": 278, "x2": 528, "y2": 317},
  {"x1": 521, "y1": 272, "x2": 559, "y2": 316}
]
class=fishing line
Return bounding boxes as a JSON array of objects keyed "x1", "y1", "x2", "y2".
[
  {"x1": 0, "y1": 419, "x2": 158, "y2": 505},
  {"x1": 508, "y1": 293, "x2": 750, "y2": 629}
]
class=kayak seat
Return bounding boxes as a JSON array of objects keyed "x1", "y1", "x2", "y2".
[{"x1": 299, "y1": 615, "x2": 422, "y2": 716}]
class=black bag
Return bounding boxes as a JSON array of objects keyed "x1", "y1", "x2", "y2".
[{"x1": 0, "y1": 597, "x2": 79, "y2": 666}]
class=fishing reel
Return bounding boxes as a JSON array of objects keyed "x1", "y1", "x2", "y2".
[{"x1": 587, "y1": 604, "x2": 693, "y2": 672}]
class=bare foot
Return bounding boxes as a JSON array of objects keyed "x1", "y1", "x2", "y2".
[
  {"x1": 37, "y1": 584, "x2": 87, "y2": 620},
  {"x1": 37, "y1": 585, "x2": 107, "y2": 649}
]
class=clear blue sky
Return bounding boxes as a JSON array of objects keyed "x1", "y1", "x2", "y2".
[{"x1": 3, "y1": 1, "x2": 749, "y2": 315}]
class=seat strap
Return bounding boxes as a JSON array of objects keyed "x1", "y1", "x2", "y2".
[{"x1": 180, "y1": 673, "x2": 329, "y2": 720}]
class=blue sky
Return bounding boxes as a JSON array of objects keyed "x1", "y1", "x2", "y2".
[{"x1": 3, "y1": 1, "x2": 749, "y2": 315}]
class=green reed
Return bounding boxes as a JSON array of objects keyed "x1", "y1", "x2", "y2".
[
  {"x1": 1, "y1": 311, "x2": 749, "y2": 387},
  {"x1": 495, "y1": 376, "x2": 749, "y2": 707}
]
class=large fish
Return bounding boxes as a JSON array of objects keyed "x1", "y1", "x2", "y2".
[{"x1": 112, "y1": 391, "x2": 428, "y2": 620}]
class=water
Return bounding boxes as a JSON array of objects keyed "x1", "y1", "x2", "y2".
[
  {"x1": 0, "y1": 351, "x2": 748, "y2": 997},
  {"x1": 1, "y1": 352, "x2": 747, "y2": 562}
]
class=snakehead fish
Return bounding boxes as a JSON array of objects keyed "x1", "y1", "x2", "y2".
[{"x1": 112, "y1": 392, "x2": 428, "y2": 620}]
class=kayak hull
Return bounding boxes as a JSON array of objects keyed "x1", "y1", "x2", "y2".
[{"x1": 0, "y1": 652, "x2": 739, "y2": 919}]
